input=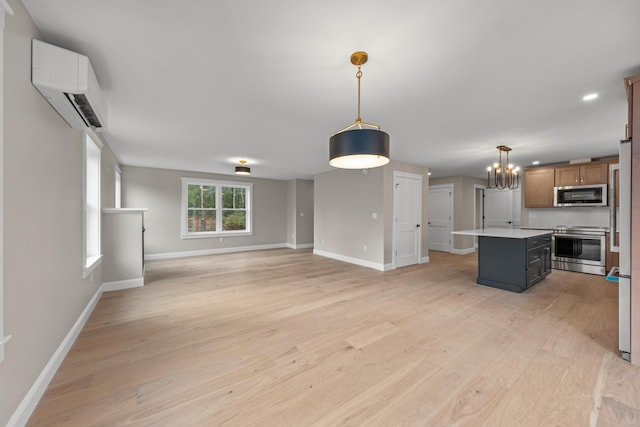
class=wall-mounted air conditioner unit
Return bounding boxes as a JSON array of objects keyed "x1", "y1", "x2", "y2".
[{"x1": 31, "y1": 39, "x2": 107, "y2": 131}]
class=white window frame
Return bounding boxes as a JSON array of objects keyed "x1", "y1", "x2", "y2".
[
  {"x1": 115, "y1": 165, "x2": 122, "y2": 208},
  {"x1": 181, "y1": 177, "x2": 253, "y2": 239},
  {"x1": 83, "y1": 133, "x2": 103, "y2": 277},
  {"x1": 0, "y1": 0, "x2": 14, "y2": 363}
]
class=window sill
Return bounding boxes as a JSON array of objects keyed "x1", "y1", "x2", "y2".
[
  {"x1": 0, "y1": 334, "x2": 12, "y2": 363},
  {"x1": 181, "y1": 231, "x2": 252, "y2": 240},
  {"x1": 83, "y1": 254, "x2": 103, "y2": 278}
]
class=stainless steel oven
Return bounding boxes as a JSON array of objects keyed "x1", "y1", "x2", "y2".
[{"x1": 551, "y1": 226, "x2": 607, "y2": 275}]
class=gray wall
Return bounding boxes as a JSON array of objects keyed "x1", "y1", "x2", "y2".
[
  {"x1": 314, "y1": 161, "x2": 429, "y2": 267},
  {"x1": 314, "y1": 167, "x2": 385, "y2": 264},
  {"x1": 121, "y1": 165, "x2": 288, "y2": 256},
  {"x1": 1, "y1": 1, "x2": 117, "y2": 423}
]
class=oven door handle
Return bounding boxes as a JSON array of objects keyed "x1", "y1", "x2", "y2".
[{"x1": 553, "y1": 233, "x2": 604, "y2": 239}]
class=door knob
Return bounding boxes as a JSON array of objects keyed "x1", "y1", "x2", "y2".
[{"x1": 416, "y1": 224, "x2": 421, "y2": 228}]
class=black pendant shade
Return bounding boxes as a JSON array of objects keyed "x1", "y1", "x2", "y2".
[
  {"x1": 235, "y1": 165, "x2": 250, "y2": 175},
  {"x1": 235, "y1": 159, "x2": 251, "y2": 175},
  {"x1": 329, "y1": 129, "x2": 390, "y2": 169}
]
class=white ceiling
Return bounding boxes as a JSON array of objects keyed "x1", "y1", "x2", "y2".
[{"x1": 20, "y1": 0, "x2": 640, "y2": 180}]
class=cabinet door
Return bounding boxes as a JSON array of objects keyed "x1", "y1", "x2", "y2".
[
  {"x1": 555, "y1": 165, "x2": 580, "y2": 186},
  {"x1": 524, "y1": 168, "x2": 555, "y2": 208},
  {"x1": 581, "y1": 162, "x2": 608, "y2": 185}
]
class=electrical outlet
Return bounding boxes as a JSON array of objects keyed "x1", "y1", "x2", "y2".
[{"x1": 364, "y1": 245, "x2": 368, "y2": 252}]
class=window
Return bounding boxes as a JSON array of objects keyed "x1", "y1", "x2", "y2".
[
  {"x1": 115, "y1": 166, "x2": 121, "y2": 208},
  {"x1": 1, "y1": 0, "x2": 14, "y2": 363},
  {"x1": 181, "y1": 178, "x2": 252, "y2": 238},
  {"x1": 83, "y1": 134, "x2": 102, "y2": 276}
]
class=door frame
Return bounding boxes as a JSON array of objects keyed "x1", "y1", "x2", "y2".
[
  {"x1": 473, "y1": 184, "x2": 486, "y2": 248},
  {"x1": 392, "y1": 171, "x2": 423, "y2": 269},
  {"x1": 428, "y1": 183, "x2": 454, "y2": 253}
]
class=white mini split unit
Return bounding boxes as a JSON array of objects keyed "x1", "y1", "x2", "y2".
[{"x1": 31, "y1": 39, "x2": 107, "y2": 131}]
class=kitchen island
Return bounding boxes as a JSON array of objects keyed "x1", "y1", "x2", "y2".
[{"x1": 452, "y1": 228, "x2": 553, "y2": 293}]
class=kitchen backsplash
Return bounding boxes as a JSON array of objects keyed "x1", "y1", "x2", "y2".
[{"x1": 525, "y1": 207, "x2": 611, "y2": 228}]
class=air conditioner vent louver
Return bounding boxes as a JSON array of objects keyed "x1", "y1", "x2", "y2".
[
  {"x1": 67, "y1": 93, "x2": 103, "y2": 128},
  {"x1": 32, "y1": 39, "x2": 107, "y2": 131}
]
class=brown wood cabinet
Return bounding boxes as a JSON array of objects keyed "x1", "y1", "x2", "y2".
[
  {"x1": 554, "y1": 162, "x2": 609, "y2": 186},
  {"x1": 524, "y1": 168, "x2": 555, "y2": 208}
]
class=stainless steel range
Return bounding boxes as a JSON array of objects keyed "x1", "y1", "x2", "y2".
[{"x1": 551, "y1": 225, "x2": 608, "y2": 275}]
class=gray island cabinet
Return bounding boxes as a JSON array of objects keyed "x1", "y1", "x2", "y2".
[{"x1": 452, "y1": 229, "x2": 553, "y2": 293}]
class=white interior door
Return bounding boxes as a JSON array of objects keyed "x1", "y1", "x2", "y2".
[
  {"x1": 428, "y1": 185, "x2": 452, "y2": 252},
  {"x1": 484, "y1": 188, "x2": 514, "y2": 228},
  {"x1": 394, "y1": 172, "x2": 422, "y2": 268},
  {"x1": 511, "y1": 188, "x2": 521, "y2": 227}
]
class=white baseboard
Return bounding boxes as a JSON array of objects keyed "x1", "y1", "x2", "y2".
[
  {"x1": 313, "y1": 249, "x2": 386, "y2": 271},
  {"x1": 102, "y1": 277, "x2": 144, "y2": 292},
  {"x1": 451, "y1": 247, "x2": 476, "y2": 255},
  {"x1": 145, "y1": 243, "x2": 289, "y2": 261},
  {"x1": 7, "y1": 286, "x2": 104, "y2": 427},
  {"x1": 285, "y1": 243, "x2": 314, "y2": 250},
  {"x1": 421, "y1": 256, "x2": 430, "y2": 263}
]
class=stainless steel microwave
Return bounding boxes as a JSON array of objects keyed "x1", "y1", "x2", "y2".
[{"x1": 553, "y1": 184, "x2": 608, "y2": 207}]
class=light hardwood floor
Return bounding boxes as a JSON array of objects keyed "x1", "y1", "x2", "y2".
[{"x1": 28, "y1": 249, "x2": 640, "y2": 426}]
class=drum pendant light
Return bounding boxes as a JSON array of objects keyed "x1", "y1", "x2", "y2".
[
  {"x1": 329, "y1": 51, "x2": 390, "y2": 169},
  {"x1": 235, "y1": 159, "x2": 251, "y2": 175}
]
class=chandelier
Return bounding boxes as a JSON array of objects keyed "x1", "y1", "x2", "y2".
[
  {"x1": 487, "y1": 145, "x2": 520, "y2": 190},
  {"x1": 329, "y1": 51, "x2": 390, "y2": 169}
]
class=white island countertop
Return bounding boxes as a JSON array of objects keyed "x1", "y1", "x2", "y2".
[{"x1": 451, "y1": 228, "x2": 553, "y2": 239}]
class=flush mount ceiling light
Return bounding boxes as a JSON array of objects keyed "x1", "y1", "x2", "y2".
[
  {"x1": 329, "y1": 51, "x2": 390, "y2": 169},
  {"x1": 486, "y1": 145, "x2": 520, "y2": 190},
  {"x1": 582, "y1": 93, "x2": 599, "y2": 101},
  {"x1": 235, "y1": 159, "x2": 251, "y2": 175}
]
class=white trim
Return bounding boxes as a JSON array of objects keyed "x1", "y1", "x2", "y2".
[
  {"x1": 393, "y1": 170, "x2": 424, "y2": 269},
  {"x1": 181, "y1": 231, "x2": 252, "y2": 239},
  {"x1": 428, "y1": 183, "x2": 454, "y2": 253},
  {"x1": 102, "y1": 208, "x2": 148, "y2": 213},
  {"x1": 0, "y1": 6, "x2": 8, "y2": 363},
  {"x1": 1, "y1": 0, "x2": 14, "y2": 15},
  {"x1": 286, "y1": 243, "x2": 314, "y2": 250},
  {"x1": 421, "y1": 256, "x2": 430, "y2": 263},
  {"x1": 102, "y1": 277, "x2": 144, "y2": 292},
  {"x1": 451, "y1": 247, "x2": 476, "y2": 255},
  {"x1": 145, "y1": 243, "x2": 288, "y2": 261},
  {"x1": 83, "y1": 134, "x2": 102, "y2": 278},
  {"x1": 473, "y1": 184, "x2": 486, "y2": 247},
  {"x1": 82, "y1": 254, "x2": 103, "y2": 279},
  {"x1": 181, "y1": 177, "x2": 253, "y2": 238},
  {"x1": 313, "y1": 249, "x2": 389, "y2": 272},
  {"x1": 7, "y1": 285, "x2": 105, "y2": 427}
]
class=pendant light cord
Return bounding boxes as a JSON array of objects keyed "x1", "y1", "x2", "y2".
[{"x1": 356, "y1": 66, "x2": 362, "y2": 126}]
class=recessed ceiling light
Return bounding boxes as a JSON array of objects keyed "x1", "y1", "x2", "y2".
[
  {"x1": 532, "y1": 160, "x2": 540, "y2": 165},
  {"x1": 582, "y1": 93, "x2": 598, "y2": 101}
]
